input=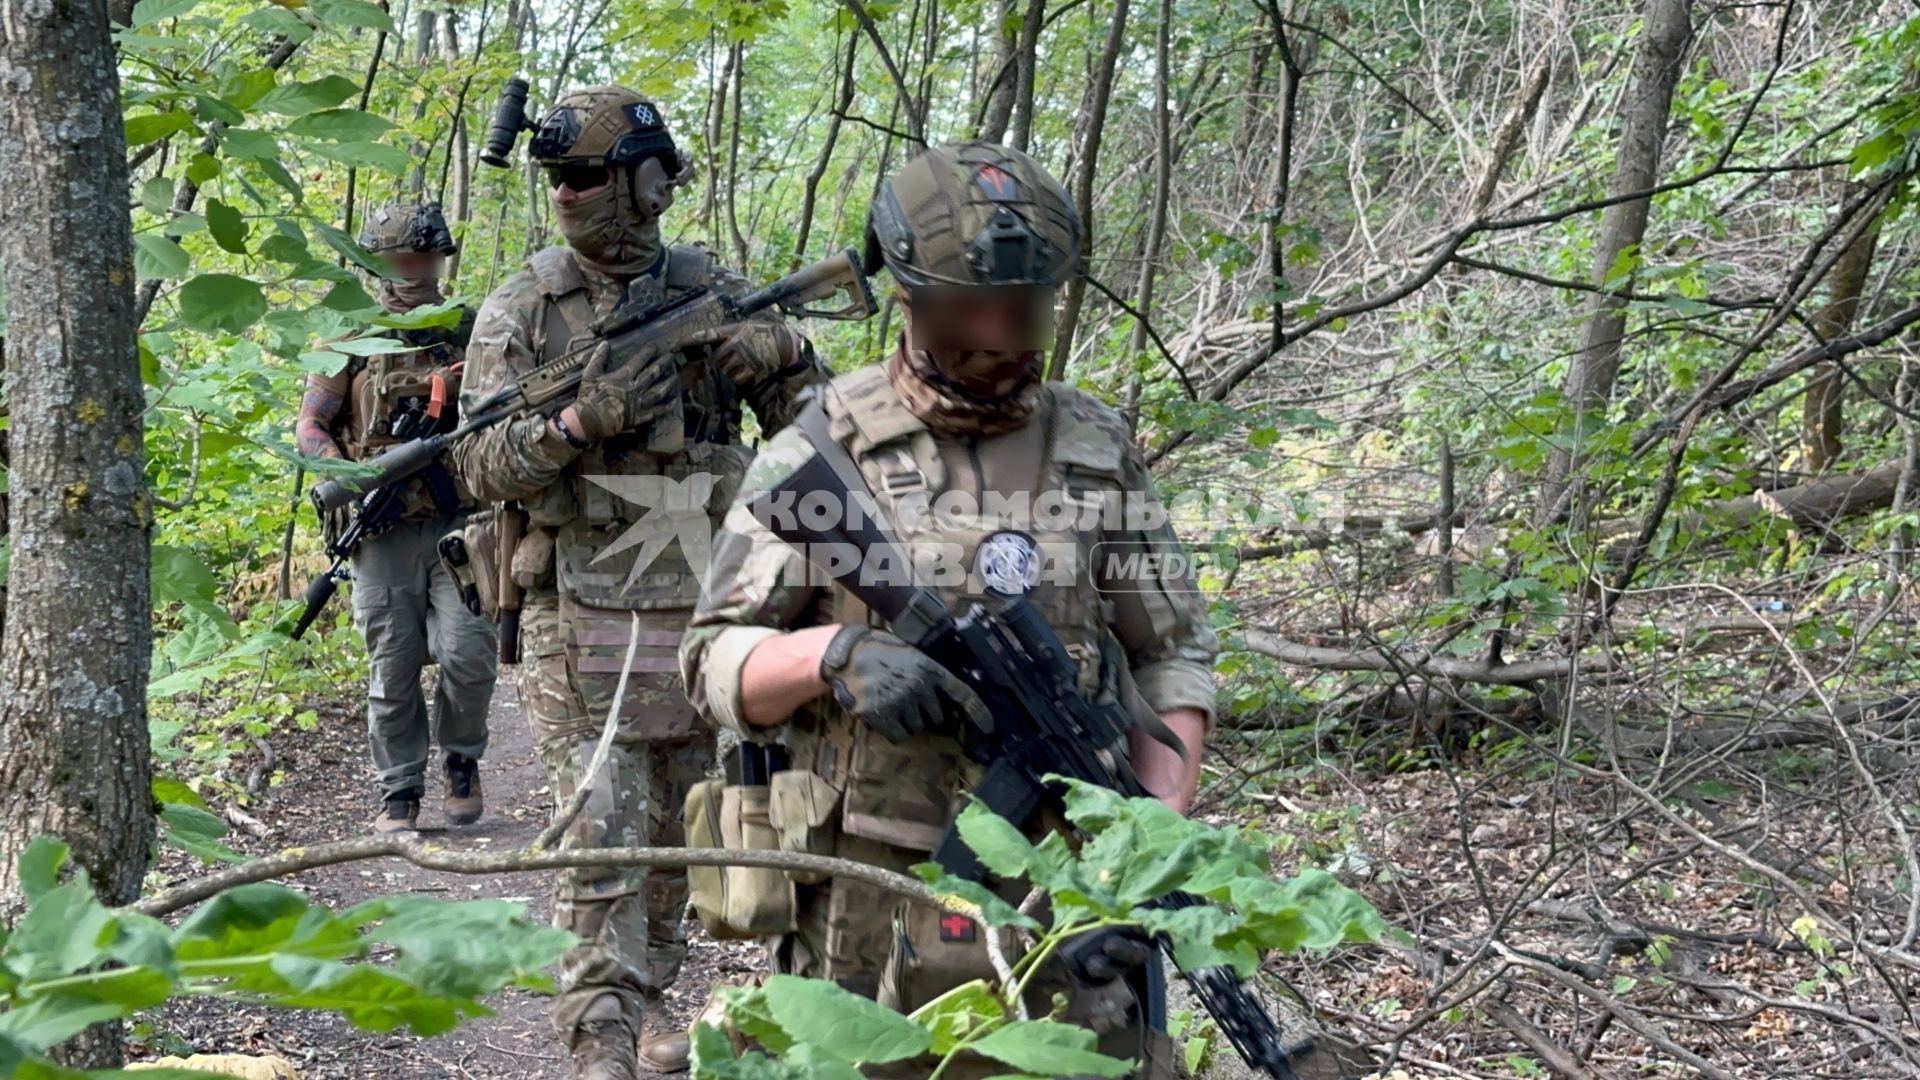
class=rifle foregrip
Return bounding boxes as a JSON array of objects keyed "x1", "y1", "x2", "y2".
[{"x1": 310, "y1": 435, "x2": 449, "y2": 513}]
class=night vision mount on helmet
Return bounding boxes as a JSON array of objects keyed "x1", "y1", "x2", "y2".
[
  {"x1": 864, "y1": 141, "x2": 1083, "y2": 290},
  {"x1": 359, "y1": 202, "x2": 458, "y2": 256}
]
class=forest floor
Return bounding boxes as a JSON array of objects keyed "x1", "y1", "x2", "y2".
[{"x1": 131, "y1": 676, "x2": 1903, "y2": 1079}]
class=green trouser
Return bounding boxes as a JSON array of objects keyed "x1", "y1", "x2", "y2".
[
  {"x1": 350, "y1": 517, "x2": 500, "y2": 799},
  {"x1": 517, "y1": 599, "x2": 717, "y2": 1042}
]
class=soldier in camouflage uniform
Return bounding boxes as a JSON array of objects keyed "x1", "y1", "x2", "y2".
[
  {"x1": 294, "y1": 201, "x2": 499, "y2": 835},
  {"x1": 680, "y1": 143, "x2": 1215, "y2": 1079},
  {"x1": 451, "y1": 87, "x2": 823, "y2": 1080}
]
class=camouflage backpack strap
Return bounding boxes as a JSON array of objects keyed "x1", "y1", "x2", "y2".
[
  {"x1": 823, "y1": 365, "x2": 948, "y2": 505},
  {"x1": 527, "y1": 246, "x2": 596, "y2": 364},
  {"x1": 664, "y1": 243, "x2": 714, "y2": 294},
  {"x1": 1043, "y1": 383, "x2": 1130, "y2": 486}
]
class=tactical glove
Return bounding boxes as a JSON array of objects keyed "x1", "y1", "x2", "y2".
[
  {"x1": 709, "y1": 321, "x2": 806, "y2": 388},
  {"x1": 819, "y1": 624, "x2": 989, "y2": 743},
  {"x1": 1058, "y1": 925, "x2": 1155, "y2": 986},
  {"x1": 570, "y1": 341, "x2": 681, "y2": 441}
]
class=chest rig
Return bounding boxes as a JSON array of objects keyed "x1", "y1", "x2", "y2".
[
  {"x1": 522, "y1": 245, "x2": 753, "y2": 615},
  {"x1": 338, "y1": 324, "x2": 466, "y2": 523}
]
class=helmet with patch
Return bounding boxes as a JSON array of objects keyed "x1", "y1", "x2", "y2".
[
  {"x1": 358, "y1": 202, "x2": 457, "y2": 255},
  {"x1": 865, "y1": 141, "x2": 1082, "y2": 289},
  {"x1": 528, "y1": 85, "x2": 680, "y2": 174}
]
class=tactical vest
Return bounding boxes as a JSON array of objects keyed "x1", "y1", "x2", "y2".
[
  {"x1": 519, "y1": 244, "x2": 754, "y2": 616},
  {"x1": 800, "y1": 365, "x2": 1145, "y2": 854},
  {"x1": 337, "y1": 322, "x2": 467, "y2": 522}
]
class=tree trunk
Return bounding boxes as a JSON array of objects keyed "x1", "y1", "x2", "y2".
[
  {"x1": 724, "y1": 41, "x2": 750, "y2": 274},
  {"x1": 1120, "y1": 0, "x2": 1173, "y2": 429},
  {"x1": 1538, "y1": 0, "x2": 1691, "y2": 522},
  {"x1": 407, "y1": 6, "x2": 435, "y2": 197},
  {"x1": 1045, "y1": 0, "x2": 1130, "y2": 381},
  {"x1": 441, "y1": 9, "x2": 473, "y2": 283},
  {"x1": 978, "y1": 0, "x2": 1017, "y2": 142},
  {"x1": 1800, "y1": 182, "x2": 1889, "y2": 473},
  {"x1": 0, "y1": 0, "x2": 155, "y2": 1067},
  {"x1": 795, "y1": 32, "x2": 859, "y2": 269},
  {"x1": 1008, "y1": 0, "x2": 1045, "y2": 152},
  {"x1": 1258, "y1": 1, "x2": 1304, "y2": 356}
]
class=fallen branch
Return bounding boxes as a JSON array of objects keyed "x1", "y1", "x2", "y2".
[
  {"x1": 138, "y1": 839, "x2": 939, "y2": 919},
  {"x1": 1239, "y1": 630, "x2": 1609, "y2": 685},
  {"x1": 1483, "y1": 997, "x2": 1595, "y2": 1080}
]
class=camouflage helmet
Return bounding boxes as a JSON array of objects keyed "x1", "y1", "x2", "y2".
[
  {"x1": 865, "y1": 141, "x2": 1082, "y2": 289},
  {"x1": 529, "y1": 85, "x2": 679, "y2": 174},
  {"x1": 358, "y1": 202, "x2": 456, "y2": 255}
]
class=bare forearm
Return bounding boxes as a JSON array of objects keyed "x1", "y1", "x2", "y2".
[
  {"x1": 739, "y1": 624, "x2": 841, "y2": 727},
  {"x1": 295, "y1": 374, "x2": 347, "y2": 459},
  {"x1": 1130, "y1": 708, "x2": 1208, "y2": 815}
]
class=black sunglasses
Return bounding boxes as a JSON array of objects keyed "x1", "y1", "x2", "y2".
[{"x1": 544, "y1": 163, "x2": 611, "y2": 192}]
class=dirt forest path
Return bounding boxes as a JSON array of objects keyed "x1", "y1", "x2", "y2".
[{"x1": 150, "y1": 677, "x2": 761, "y2": 1079}]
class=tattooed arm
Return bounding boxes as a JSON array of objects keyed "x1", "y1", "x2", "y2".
[{"x1": 295, "y1": 370, "x2": 349, "y2": 459}]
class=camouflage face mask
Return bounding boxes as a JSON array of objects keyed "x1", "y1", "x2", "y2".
[
  {"x1": 552, "y1": 164, "x2": 665, "y2": 277},
  {"x1": 377, "y1": 276, "x2": 444, "y2": 313},
  {"x1": 887, "y1": 343, "x2": 1042, "y2": 437}
]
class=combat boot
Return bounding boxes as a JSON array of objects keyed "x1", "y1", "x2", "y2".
[
  {"x1": 444, "y1": 752, "x2": 483, "y2": 825},
  {"x1": 569, "y1": 994, "x2": 640, "y2": 1080},
  {"x1": 636, "y1": 1021, "x2": 691, "y2": 1074},
  {"x1": 372, "y1": 788, "x2": 421, "y2": 834}
]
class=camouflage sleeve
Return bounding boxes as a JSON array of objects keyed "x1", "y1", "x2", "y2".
[
  {"x1": 711, "y1": 263, "x2": 831, "y2": 434},
  {"x1": 448, "y1": 274, "x2": 582, "y2": 502},
  {"x1": 681, "y1": 422, "x2": 828, "y2": 736},
  {"x1": 1100, "y1": 445, "x2": 1220, "y2": 722}
]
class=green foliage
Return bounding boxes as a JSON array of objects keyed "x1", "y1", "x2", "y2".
[
  {"x1": 694, "y1": 784, "x2": 1384, "y2": 1077},
  {"x1": 0, "y1": 840, "x2": 571, "y2": 1078}
]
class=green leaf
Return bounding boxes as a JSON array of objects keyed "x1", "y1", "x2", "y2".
[
  {"x1": 255, "y1": 76, "x2": 360, "y2": 116},
  {"x1": 367, "y1": 298, "x2": 465, "y2": 329},
  {"x1": 358, "y1": 896, "x2": 572, "y2": 999},
  {"x1": 183, "y1": 151, "x2": 221, "y2": 185},
  {"x1": 15, "y1": 838, "x2": 68, "y2": 904},
  {"x1": 286, "y1": 108, "x2": 397, "y2": 141},
  {"x1": 152, "y1": 775, "x2": 206, "y2": 809},
  {"x1": 311, "y1": 0, "x2": 396, "y2": 31},
  {"x1": 206, "y1": 198, "x2": 250, "y2": 255},
  {"x1": 2, "y1": 880, "x2": 116, "y2": 983},
  {"x1": 297, "y1": 350, "x2": 351, "y2": 375},
  {"x1": 0, "y1": 995, "x2": 129, "y2": 1052},
  {"x1": 138, "y1": 176, "x2": 174, "y2": 217},
  {"x1": 306, "y1": 140, "x2": 411, "y2": 171},
  {"x1": 314, "y1": 221, "x2": 385, "y2": 276},
  {"x1": 160, "y1": 803, "x2": 245, "y2": 864},
  {"x1": 132, "y1": 234, "x2": 191, "y2": 280},
  {"x1": 162, "y1": 211, "x2": 205, "y2": 238},
  {"x1": 172, "y1": 883, "x2": 355, "y2": 963},
  {"x1": 912, "y1": 870, "x2": 1043, "y2": 933},
  {"x1": 129, "y1": 0, "x2": 199, "y2": 27},
  {"x1": 176, "y1": 273, "x2": 266, "y2": 333},
  {"x1": 907, "y1": 978, "x2": 1004, "y2": 1055},
  {"x1": 951, "y1": 800, "x2": 1041, "y2": 880},
  {"x1": 238, "y1": 5, "x2": 314, "y2": 41},
  {"x1": 125, "y1": 110, "x2": 197, "y2": 147},
  {"x1": 326, "y1": 336, "x2": 421, "y2": 357},
  {"x1": 261, "y1": 955, "x2": 483, "y2": 1035},
  {"x1": 320, "y1": 280, "x2": 378, "y2": 313},
  {"x1": 969, "y1": 1021, "x2": 1132, "y2": 1077},
  {"x1": 219, "y1": 69, "x2": 278, "y2": 110},
  {"x1": 760, "y1": 974, "x2": 931, "y2": 1064},
  {"x1": 220, "y1": 128, "x2": 280, "y2": 160}
]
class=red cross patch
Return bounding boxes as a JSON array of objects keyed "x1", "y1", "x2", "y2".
[
  {"x1": 974, "y1": 163, "x2": 1017, "y2": 201},
  {"x1": 938, "y1": 913, "x2": 978, "y2": 942}
]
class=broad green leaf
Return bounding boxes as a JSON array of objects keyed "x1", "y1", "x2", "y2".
[
  {"x1": 367, "y1": 298, "x2": 465, "y2": 329},
  {"x1": 15, "y1": 838, "x2": 67, "y2": 903},
  {"x1": 306, "y1": 140, "x2": 411, "y2": 171},
  {"x1": 172, "y1": 883, "x2": 355, "y2": 963},
  {"x1": 219, "y1": 69, "x2": 278, "y2": 110},
  {"x1": 258, "y1": 233, "x2": 308, "y2": 264},
  {"x1": 320, "y1": 280, "x2": 378, "y2": 312},
  {"x1": 183, "y1": 151, "x2": 221, "y2": 185},
  {"x1": 310, "y1": 0, "x2": 396, "y2": 31},
  {"x1": 314, "y1": 221, "x2": 385, "y2": 276},
  {"x1": 220, "y1": 128, "x2": 280, "y2": 160},
  {"x1": 132, "y1": 234, "x2": 190, "y2": 280},
  {"x1": 129, "y1": 0, "x2": 199, "y2": 27},
  {"x1": 760, "y1": 974, "x2": 930, "y2": 1064},
  {"x1": 298, "y1": 350, "x2": 352, "y2": 375},
  {"x1": 152, "y1": 775, "x2": 206, "y2": 808},
  {"x1": 176, "y1": 273, "x2": 266, "y2": 333},
  {"x1": 287, "y1": 109, "x2": 397, "y2": 141},
  {"x1": 359, "y1": 896, "x2": 572, "y2": 998},
  {"x1": 138, "y1": 176, "x2": 174, "y2": 217},
  {"x1": 262, "y1": 955, "x2": 483, "y2": 1035},
  {"x1": 2, "y1": 880, "x2": 116, "y2": 982},
  {"x1": 256, "y1": 155, "x2": 305, "y2": 199},
  {"x1": 951, "y1": 799, "x2": 1040, "y2": 879},
  {"x1": 206, "y1": 198, "x2": 250, "y2": 255},
  {"x1": 125, "y1": 110, "x2": 197, "y2": 147},
  {"x1": 326, "y1": 336, "x2": 420, "y2": 357},
  {"x1": 712, "y1": 980, "x2": 797, "y2": 1056},
  {"x1": 162, "y1": 211, "x2": 205, "y2": 238},
  {"x1": 255, "y1": 75, "x2": 359, "y2": 116},
  {"x1": 194, "y1": 95, "x2": 245, "y2": 126},
  {"x1": 968, "y1": 1020, "x2": 1132, "y2": 1077},
  {"x1": 0, "y1": 996, "x2": 128, "y2": 1052},
  {"x1": 238, "y1": 5, "x2": 314, "y2": 41},
  {"x1": 159, "y1": 803, "x2": 245, "y2": 865},
  {"x1": 908, "y1": 978, "x2": 1004, "y2": 1055}
]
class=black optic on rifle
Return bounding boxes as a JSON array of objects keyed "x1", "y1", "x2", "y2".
[{"x1": 479, "y1": 77, "x2": 533, "y2": 168}]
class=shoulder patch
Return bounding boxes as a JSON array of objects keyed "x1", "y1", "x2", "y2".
[
  {"x1": 528, "y1": 246, "x2": 589, "y2": 299},
  {"x1": 1047, "y1": 385, "x2": 1130, "y2": 472},
  {"x1": 824, "y1": 365, "x2": 924, "y2": 453},
  {"x1": 666, "y1": 244, "x2": 715, "y2": 292}
]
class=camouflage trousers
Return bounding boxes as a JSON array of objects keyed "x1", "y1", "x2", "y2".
[
  {"x1": 350, "y1": 517, "x2": 499, "y2": 800},
  {"x1": 518, "y1": 599, "x2": 715, "y2": 1040},
  {"x1": 775, "y1": 831, "x2": 1177, "y2": 1080}
]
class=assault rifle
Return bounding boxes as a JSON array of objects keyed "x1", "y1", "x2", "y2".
[
  {"x1": 310, "y1": 247, "x2": 876, "y2": 516},
  {"x1": 743, "y1": 399, "x2": 1310, "y2": 1079}
]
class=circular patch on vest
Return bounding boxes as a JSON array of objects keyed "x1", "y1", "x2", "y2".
[{"x1": 977, "y1": 530, "x2": 1041, "y2": 596}]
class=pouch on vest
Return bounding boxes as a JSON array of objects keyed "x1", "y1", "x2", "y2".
[
  {"x1": 684, "y1": 777, "x2": 795, "y2": 939},
  {"x1": 878, "y1": 900, "x2": 1003, "y2": 1016},
  {"x1": 442, "y1": 513, "x2": 499, "y2": 618},
  {"x1": 767, "y1": 769, "x2": 841, "y2": 886}
]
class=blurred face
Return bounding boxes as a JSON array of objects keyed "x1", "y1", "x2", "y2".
[
  {"x1": 903, "y1": 285, "x2": 1054, "y2": 352},
  {"x1": 384, "y1": 249, "x2": 445, "y2": 281}
]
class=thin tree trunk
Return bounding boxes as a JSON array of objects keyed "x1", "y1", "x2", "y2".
[
  {"x1": 978, "y1": 0, "x2": 1017, "y2": 142},
  {"x1": 0, "y1": 0, "x2": 155, "y2": 1066},
  {"x1": 407, "y1": 7, "x2": 435, "y2": 197},
  {"x1": 1121, "y1": 0, "x2": 1173, "y2": 429},
  {"x1": 1008, "y1": 0, "x2": 1045, "y2": 152},
  {"x1": 341, "y1": 13, "x2": 392, "y2": 248},
  {"x1": 1801, "y1": 181, "x2": 1891, "y2": 473},
  {"x1": 702, "y1": 35, "x2": 736, "y2": 244},
  {"x1": 796, "y1": 32, "x2": 859, "y2": 268},
  {"x1": 724, "y1": 42, "x2": 750, "y2": 273},
  {"x1": 1539, "y1": 0, "x2": 1692, "y2": 522},
  {"x1": 1258, "y1": 1, "x2": 1304, "y2": 356},
  {"x1": 1046, "y1": 0, "x2": 1131, "y2": 381}
]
